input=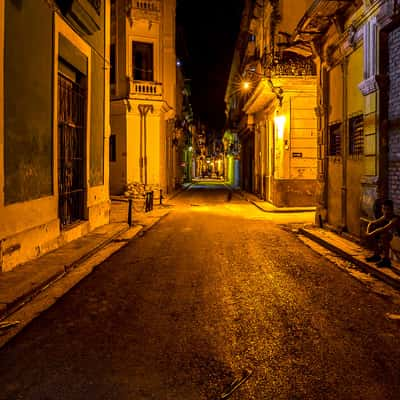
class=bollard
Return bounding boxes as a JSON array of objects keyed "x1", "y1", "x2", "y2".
[
  {"x1": 128, "y1": 198, "x2": 133, "y2": 226},
  {"x1": 145, "y1": 192, "x2": 150, "y2": 212},
  {"x1": 160, "y1": 189, "x2": 163, "y2": 205}
]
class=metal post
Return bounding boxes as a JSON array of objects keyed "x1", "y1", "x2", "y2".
[
  {"x1": 128, "y1": 198, "x2": 133, "y2": 226},
  {"x1": 160, "y1": 189, "x2": 163, "y2": 205}
]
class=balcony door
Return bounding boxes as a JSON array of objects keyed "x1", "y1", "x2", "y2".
[{"x1": 132, "y1": 41, "x2": 154, "y2": 81}]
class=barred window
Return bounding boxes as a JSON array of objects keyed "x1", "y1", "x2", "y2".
[
  {"x1": 349, "y1": 114, "x2": 364, "y2": 156},
  {"x1": 328, "y1": 123, "x2": 341, "y2": 156}
]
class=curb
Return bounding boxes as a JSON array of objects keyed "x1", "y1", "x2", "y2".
[
  {"x1": 298, "y1": 227, "x2": 400, "y2": 290},
  {"x1": 0, "y1": 224, "x2": 130, "y2": 321},
  {"x1": 251, "y1": 201, "x2": 316, "y2": 213},
  {"x1": 236, "y1": 190, "x2": 315, "y2": 213},
  {"x1": 0, "y1": 268, "x2": 67, "y2": 321}
]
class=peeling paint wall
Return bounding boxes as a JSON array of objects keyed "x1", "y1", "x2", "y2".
[
  {"x1": 4, "y1": 0, "x2": 53, "y2": 204},
  {"x1": 346, "y1": 46, "x2": 364, "y2": 236}
]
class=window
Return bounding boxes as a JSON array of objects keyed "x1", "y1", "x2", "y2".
[
  {"x1": 110, "y1": 43, "x2": 116, "y2": 85},
  {"x1": 328, "y1": 123, "x2": 341, "y2": 156},
  {"x1": 349, "y1": 114, "x2": 364, "y2": 156},
  {"x1": 132, "y1": 41, "x2": 153, "y2": 81},
  {"x1": 110, "y1": 134, "x2": 116, "y2": 162}
]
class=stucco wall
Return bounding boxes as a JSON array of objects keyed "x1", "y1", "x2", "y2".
[
  {"x1": 271, "y1": 178, "x2": 316, "y2": 207},
  {"x1": 327, "y1": 162, "x2": 342, "y2": 227},
  {"x1": 327, "y1": 65, "x2": 343, "y2": 227},
  {"x1": 90, "y1": 51, "x2": 105, "y2": 186},
  {"x1": 345, "y1": 46, "x2": 364, "y2": 236},
  {"x1": 110, "y1": 102, "x2": 128, "y2": 194},
  {"x1": 4, "y1": 0, "x2": 53, "y2": 204},
  {"x1": 289, "y1": 95, "x2": 317, "y2": 180},
  {"x1": 346, "y1": 159, "x2": 363, "y2": 235}
]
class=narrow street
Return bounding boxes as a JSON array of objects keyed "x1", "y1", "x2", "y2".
[{"x1": 1, "y1": 184, "x2": 400, "y2": 399}]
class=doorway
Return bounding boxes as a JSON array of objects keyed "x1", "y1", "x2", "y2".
[{"x1": 57, "y1": 65, "x2": 86, "y2": 228}]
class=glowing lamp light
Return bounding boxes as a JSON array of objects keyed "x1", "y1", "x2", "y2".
[
  {"x1": 274, "y1": 115, "x2": 286, "y2": 139},
  {"x1": 242, "y1": 81, "x2": 251, "y2": 91}
]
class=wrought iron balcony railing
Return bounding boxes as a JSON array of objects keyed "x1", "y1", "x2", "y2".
[{"x1": 267, "y1": 57, "x2": 316, "y2": 77}]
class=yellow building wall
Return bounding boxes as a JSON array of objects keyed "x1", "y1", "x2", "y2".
[
  {"x1": 289, "y1": 95, "x2": 317, "y2": 179},
  {"x1": 347, "y1": 46, "x2": 363, "y2": 115},
  {"x1": 329, "y1": 65, "x2": 343, "y2": 123},
  {"x1": 327, "y1": 65, "x2": 343, "y2": 227},
  {"x1": 0, "y1": 11, "x2": 110, "y2": 271},
  {"x1": 346, "y1": 45, "x2": 364, "y2": 236},
  {"x1": 110, "y1": 101, "x2": 128, "y2": 195},
  {"x1": 111, "y1": 0, "x2": 176, "y2": 194}
]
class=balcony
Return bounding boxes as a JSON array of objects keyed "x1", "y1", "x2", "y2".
[
  {"x1": 129, "y1": 79, "x2": 163, "y2": 99},
  {"x1": 127, "y1": 0, "x2": 161, "y2": 23},
  {"x1": 267, "y1": 56, "x2": 316, "y2": 78}
]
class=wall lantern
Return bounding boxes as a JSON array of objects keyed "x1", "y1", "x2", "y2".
[{"x1": 274, "y1": 114, "x2": 286, "y2": 140}]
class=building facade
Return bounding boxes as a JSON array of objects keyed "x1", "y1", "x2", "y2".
[
  {"x1": 293, "y1": 0, "x2": 400, "y2": 238},
  {"x1": 225, "y1": 0, "x2": 318, "y2": 207},
  {"x1": 109, "y1": 0, "x2": 177, "y2": 196},
  {"x1": 0, "y1": 0, "x2": 111, "y2": 272}
]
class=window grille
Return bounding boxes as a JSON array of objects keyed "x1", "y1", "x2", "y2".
[
  {"x1": 328, "y1": 123, "x2": 341, "y2": 156},
  {"x1": 58, "y1": 73, "x2": 86, "y2": 228},
  {"x1": 349, "y1": 114, "x2": 364, "y2": 156}
]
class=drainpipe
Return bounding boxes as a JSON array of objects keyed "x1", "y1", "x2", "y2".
[{"x1": 138, "y1": 104, "x2": 154, "y2": 185}]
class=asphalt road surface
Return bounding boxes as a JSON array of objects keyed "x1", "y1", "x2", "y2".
[{"x1": 1, "y1": 183, "x2": 400, "y2": 399}]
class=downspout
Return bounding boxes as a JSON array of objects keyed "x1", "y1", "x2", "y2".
[
  {"x1": 139, "y1": 109, "x2": 143, "y2": 183},
  {"x1": 138, "y1": 104, "x2": 154, "y2": 185}
]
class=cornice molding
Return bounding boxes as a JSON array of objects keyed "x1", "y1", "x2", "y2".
[{"x1": 358, "y1": 74, "x2": 389, "y2": 96}]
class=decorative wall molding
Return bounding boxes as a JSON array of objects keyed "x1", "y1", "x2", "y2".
[{"x1": 358, "y1": 74, "x2": 388, "y2": 96}]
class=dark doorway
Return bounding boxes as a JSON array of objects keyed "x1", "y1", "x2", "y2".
[{"x1": 57, "y1": 66, "x2": 86, "y2": 228}]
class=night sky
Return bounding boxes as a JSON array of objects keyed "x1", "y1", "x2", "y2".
[{"x1": 176, "y1": 1, "x2": 245, "y2": 132}]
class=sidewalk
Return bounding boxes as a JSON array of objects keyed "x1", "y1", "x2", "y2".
[
  {"x1": 239, "y1": 190, "x2": 400, "y2": 290},
  {"x1": 238, "y1": 190, "x2": 316, "y2": 213},
  {"x1": 0, "y1": 185, "x2": 186, "y2": 322},
  {"x1": 299, "y1": 225, "x2": 400, "y2": 290}
]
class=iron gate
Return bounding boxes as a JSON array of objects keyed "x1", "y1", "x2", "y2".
[{"x1": 58, "y1": 73, "x2": 86, "y2": 228}]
